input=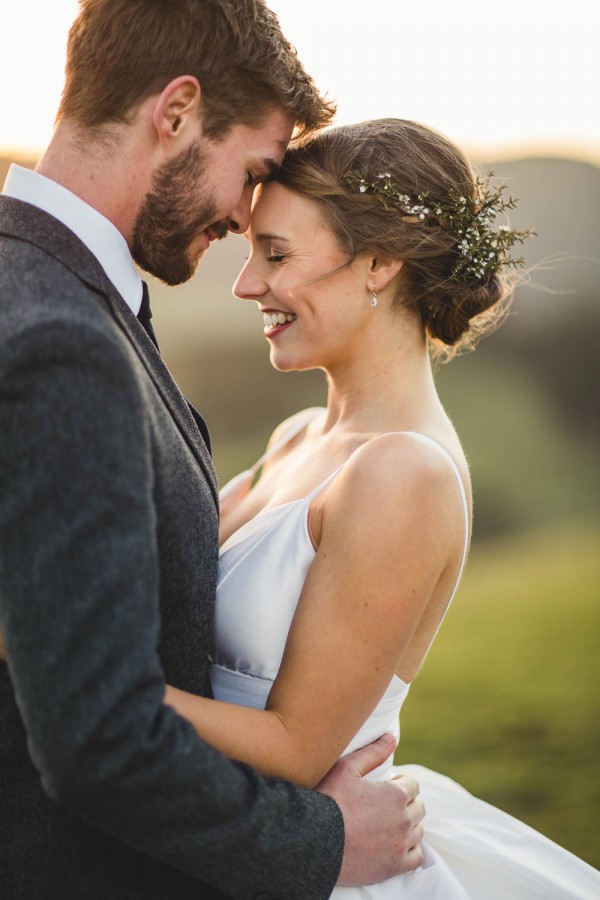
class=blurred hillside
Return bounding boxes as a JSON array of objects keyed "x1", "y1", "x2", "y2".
[{"x1": 2, "y1": 153, "x2": 599, "y2": 539}]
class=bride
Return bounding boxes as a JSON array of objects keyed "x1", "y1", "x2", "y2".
[{"x1": 167, "y1": 119, "x2": 599, "y2": 898}]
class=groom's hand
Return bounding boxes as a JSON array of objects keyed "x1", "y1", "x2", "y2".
[{"x1": 316, "y1": 734, "x2": 425, "y2": 885}]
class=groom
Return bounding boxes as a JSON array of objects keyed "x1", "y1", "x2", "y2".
[{"x1": 0, "y1": 2, "x2": 424, "y2": 898}]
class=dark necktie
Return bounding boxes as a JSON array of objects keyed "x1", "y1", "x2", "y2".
[
  {"x1": 136, "y1": 280, "x2": 212, "y2": 453},
  {"x1": 137, "y1": 280, "x2": 159, "y2": 350}
]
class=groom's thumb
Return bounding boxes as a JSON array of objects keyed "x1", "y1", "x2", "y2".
[{"x1": 344, "y1": 734, "x2": 397, "y2": 778}]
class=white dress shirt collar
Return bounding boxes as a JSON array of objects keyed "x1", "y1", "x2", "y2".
[{"x1": 2, "y1": 164, "x2": 142, "y2": 316}]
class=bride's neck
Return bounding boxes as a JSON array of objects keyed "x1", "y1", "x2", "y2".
[{"x1": 321, "y1": 327, "x2": 440, "y2": 435}]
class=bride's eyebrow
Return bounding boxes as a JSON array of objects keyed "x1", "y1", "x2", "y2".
[{"x1": 254, "y1": 232, "x2": 291, "y2": 244}]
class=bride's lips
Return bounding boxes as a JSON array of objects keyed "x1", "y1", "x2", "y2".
[{"x1": 261, "y1": 307, "x2": 297, "y2": 337}]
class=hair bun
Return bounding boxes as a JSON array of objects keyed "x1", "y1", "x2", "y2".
[{"x1": 423, "y1": 275, "x2": 506, "y2": 348}]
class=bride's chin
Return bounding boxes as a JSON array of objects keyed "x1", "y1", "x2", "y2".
[
  {"x1": 269, "y1": 354, "x2": 294, "y2": 373},
  {"x1": 268, "y1": 351, "x2": 317, "y2": 373}
]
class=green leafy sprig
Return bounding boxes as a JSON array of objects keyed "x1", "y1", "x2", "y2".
[{"x1": 342, "y1": 170, "x2": 534, "y2": 284}]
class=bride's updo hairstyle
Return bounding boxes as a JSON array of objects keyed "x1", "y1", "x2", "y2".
[{"x1": 277, "y1": 118, "x2": 529, "y2": 360}]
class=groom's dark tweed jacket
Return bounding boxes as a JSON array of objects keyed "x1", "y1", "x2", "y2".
[{"x1": 0, "y1": 196, "x2": 344, "y2": 900}]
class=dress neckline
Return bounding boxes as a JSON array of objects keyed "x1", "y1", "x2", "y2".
[
  {"x1": 219, "y1": 431, "x2": 471, "y2": 689},
  {"x1": 241, "y1": 431, "x2": 468, "y2": 544},
  {"x1": 221, "y1": 430, "x2": 470, "y2": 595}
]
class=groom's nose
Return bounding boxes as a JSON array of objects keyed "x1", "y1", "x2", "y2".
[{"x1": 227, "y1": 192, "x2": 252, "y2": 235}]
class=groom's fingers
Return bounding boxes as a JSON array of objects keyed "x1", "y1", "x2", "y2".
[
  {"x1": 410, "y1": 822, "x2": 425, "y2": 847},
  {"x1": 400, "y1": 842, "x2": 425, "y2": 874},
  {"x1": 341, "y1": 733, "x2": 397, "y2": 777},
  {"x1": 390, "y1": 772, "x2": 421, "y2": 805},
  {"x1": 329, "y1": 741, "x2": 425, "y2": 820},
  {"x1": 396, "y1": 814, "x2": 425, "y2": 875},
  {"x1": 319, "y1": 744, "x2": 427, "y2": 883}
]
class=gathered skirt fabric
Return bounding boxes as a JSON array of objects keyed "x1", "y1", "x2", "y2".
[{"x1": 331, "y1": 765, "x2": 599, "y2": 899}]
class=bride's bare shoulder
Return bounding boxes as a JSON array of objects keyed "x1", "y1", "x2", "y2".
[{"x1": 323, "y1": 430, "x2": 470, "y2": 538}]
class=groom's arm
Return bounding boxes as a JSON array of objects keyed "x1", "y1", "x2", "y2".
[
  {"x1": 0, "y1": 307, "x2": 343, "y2": 899},
  {"x1": 0, "y1": 296, "x2": 423, "y2": 897}
]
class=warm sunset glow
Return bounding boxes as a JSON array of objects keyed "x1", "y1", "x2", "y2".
[{"x1": 1, "y1": 0, "x2": 598, "y2": 163}]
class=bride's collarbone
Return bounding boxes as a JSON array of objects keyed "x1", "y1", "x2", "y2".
[
  {"x1": 226, "y1": 426, "x2": 439, "y2": 533},
  {"x1": 254, "y1": 427, "x2": 413, "y2": 512}
]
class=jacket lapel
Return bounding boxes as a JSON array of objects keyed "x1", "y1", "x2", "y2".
[
  {"x1": 102, "y1": 280, "x2": 219, "y2": 505},
  {"x1": 0, "y1": 196, "x2": 219, "y2": 507}
]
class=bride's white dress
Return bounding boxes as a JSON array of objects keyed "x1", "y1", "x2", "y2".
[{"x1": 211, "y1": 418, "x2": 599, "y2": 898}]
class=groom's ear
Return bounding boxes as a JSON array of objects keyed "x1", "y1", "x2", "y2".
[{"x1": 151, "y1": 76, "x2": 202, "y2": 146}]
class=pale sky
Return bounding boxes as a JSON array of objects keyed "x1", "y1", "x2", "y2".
[{"x1": 1, "y1": 0, "x2": 598, "y2": 163}]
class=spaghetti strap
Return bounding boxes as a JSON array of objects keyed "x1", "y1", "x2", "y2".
[
  {"x1": 304, "y1": 463, "x2": 346, "y2": 502},
  {"x1": 219, "y1": 408, "x2": 323, "y2": 504},
  {"x1": 399, "y1": 432, "x2": 470, "y2": 580},
  {"x1": 252, "y1": 407, "x2": 323, "y2": 474},
  {"x1": 375, "y1": 432, "x2": 471, "y2": 641},
  {"x1": 223, "y1": 424, "x2": 470, "y2": 602}
]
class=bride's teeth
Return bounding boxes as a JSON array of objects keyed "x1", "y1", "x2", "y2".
[{"x1": 262, "y1": 312, "x2": 296, "y2": 328}]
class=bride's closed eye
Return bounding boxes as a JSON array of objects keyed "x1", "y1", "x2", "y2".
[{"x1": 266, "y1": 254, "x2": 287, "y2": 263}]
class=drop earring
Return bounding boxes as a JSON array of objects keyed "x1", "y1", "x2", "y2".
[{"x1": 370, "y1": 287, "x2": 378, "y2": 308}]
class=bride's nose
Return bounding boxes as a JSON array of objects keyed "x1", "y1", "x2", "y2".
[{"x1": 233, "y1": 258, "x2": 268, "y2": 301}]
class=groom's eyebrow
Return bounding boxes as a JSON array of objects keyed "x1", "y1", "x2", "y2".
[{"x1": 261, "y1": 158, "x2": 281, "y2": 181}]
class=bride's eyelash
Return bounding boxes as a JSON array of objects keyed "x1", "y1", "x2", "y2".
[{"x1": 267, "y1": 254, "x2": 286, "y2": 263}]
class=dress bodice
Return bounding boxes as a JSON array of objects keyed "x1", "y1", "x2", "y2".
[{"x1": 211, "y1": 426, "x2": 469, "y2": 781}]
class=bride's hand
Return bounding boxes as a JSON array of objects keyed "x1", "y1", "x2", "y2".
[{"x1": 317, "y1": 734, "x2": 425, "y2": 885}]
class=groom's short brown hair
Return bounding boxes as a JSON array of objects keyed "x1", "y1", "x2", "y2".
[{"x1": 58, "y1": 0, "x2": 335, "y2": 141}]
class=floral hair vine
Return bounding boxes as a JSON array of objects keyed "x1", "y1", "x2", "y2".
[{"x1": 342, "y1": 170, "x2": 533, "y2": 284}]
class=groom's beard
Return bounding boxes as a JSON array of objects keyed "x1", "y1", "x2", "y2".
[{"x1": 132, "y1": 141, "x2": 226, "y2": 286}]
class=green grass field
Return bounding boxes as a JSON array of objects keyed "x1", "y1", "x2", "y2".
[{"x1": 397, "y1": 525, "x2": 600, "y2": 869}]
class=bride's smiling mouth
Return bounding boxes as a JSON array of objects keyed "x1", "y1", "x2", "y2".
[{"x1": 262, "y1": 309, "x2": 297, "y2": 336}]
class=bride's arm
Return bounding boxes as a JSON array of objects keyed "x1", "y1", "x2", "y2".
[{"x1": 167, "y1": 435, "x2": 459, "y2": 787}]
